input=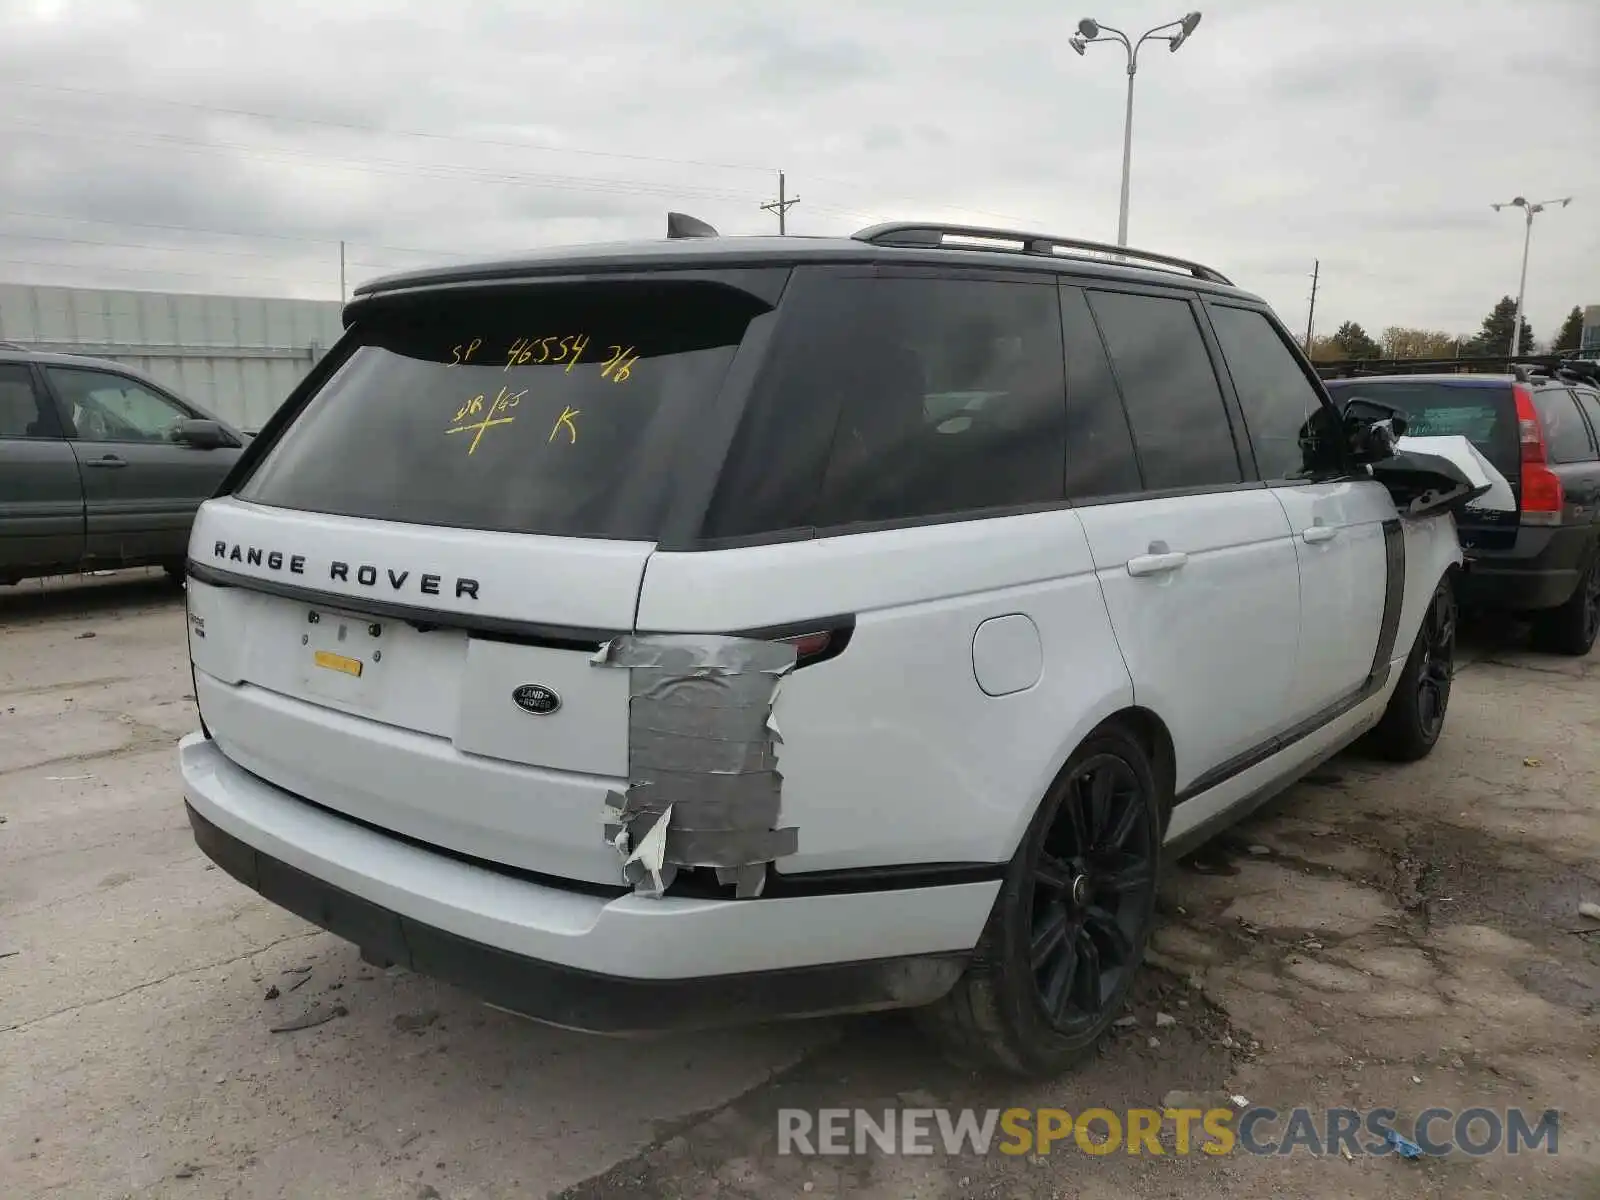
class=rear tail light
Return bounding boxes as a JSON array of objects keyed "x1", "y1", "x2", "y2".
[{"x1": 1513, "y1": 383, "x2": 1563, "y2": 526}]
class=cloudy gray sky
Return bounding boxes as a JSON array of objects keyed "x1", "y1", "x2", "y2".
[{"x1": 1, "y1": 0, "x2": 1596, "y2": 344}]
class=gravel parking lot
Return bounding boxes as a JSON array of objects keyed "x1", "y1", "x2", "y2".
[{"x1": 3, "y1": 573, "x2": 1598, "y2": 1199}]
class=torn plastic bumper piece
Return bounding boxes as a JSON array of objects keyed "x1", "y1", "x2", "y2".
[{"x1": 594, "y1": 633, "x2": 798, "y2": 899}]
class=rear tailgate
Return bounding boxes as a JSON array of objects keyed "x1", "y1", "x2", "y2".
[{"x1": 187, "y1": 275, "x2": 776, "y2": 885}]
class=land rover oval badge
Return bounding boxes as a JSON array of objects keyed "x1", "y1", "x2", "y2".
[{"x1": 511, "y1": 684, "x2": 561, "y2": 716}]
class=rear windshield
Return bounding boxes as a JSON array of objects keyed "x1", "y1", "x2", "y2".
[
  {"x1": 238, "y1": 279, "x2": 770, "y2": 540},
  {"x1": 1326, "y1": 380, "x2": 1517, "y2": 476}
]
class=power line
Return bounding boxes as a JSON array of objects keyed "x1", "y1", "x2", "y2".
[
  {"x1": 0, "y1": 120, "x2": 917, "y2": 233},
  {"x1": 2, "y1": 118, "x2": 768, "y2": 207},
  {"x1": 0, "y1": 80, "x2": 775, "y2": 176},
  {"x1": 0, "y1": 207, "x2": 468, "y2": 259},
  {"x1": 0, "y1": 83, "x2": 1046, "y2": 236},
  {"x1": 0, "y1": 227, "x2": 355, "y2": 263},
  {"x1": 0, "y1": 254, "x2": 341, "y2": 288},
  {"x1": 798, "y1": 170, "x2": 1040, "y2": 228}
]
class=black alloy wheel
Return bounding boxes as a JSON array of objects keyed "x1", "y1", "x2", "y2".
[
  {"x1": 918, "y1": 724, "x2": 1163, "y2": 1078},
  {"x1": 1370, "y1": 574, "x2": 1456, "y2": 762},
  {"x1": 1415, "y1": 578, "x2": 1456, "y2": 743},
  {"x1": 1028, "y1": 752, "x2": 1156, "y2": 1032}
]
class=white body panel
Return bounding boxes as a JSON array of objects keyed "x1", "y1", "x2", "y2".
[
  {"x1": 635, "y1": 509, "x2": 1134, "y2": 874},
  {"x1": 181, "y1": 734, "x2": 1000, "y2": 979},
  {"x1": 1163, "y1": 685, "x2": 1389, "y2": 843},
  {"x1": 186, "y1": 497, "x2": 652, "y2": 885},
  {"x1": 1269, "y1": 479, "x2": 1392, "y2": 720},
  {"x1": 1392, "y1": 512, "x2": 1465, "y2": 672},
  {"x1": 183, "y1": 485, "x2": 1464, "y2": 976},
  {"x1": 1074, "y1": 490, "x2": 1301, "y2": 794}
]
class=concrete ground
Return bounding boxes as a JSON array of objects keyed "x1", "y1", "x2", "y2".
[{"x1": 2, "y1": 571, "x2": 1597, "y2": 1199}]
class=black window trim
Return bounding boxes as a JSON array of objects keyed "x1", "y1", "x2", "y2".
[
  {"x1": 1198, "y1": 297, "x2": 1359, "y2": 485},
  {"x1": 1081, "y1": 280, "x2": 1259, "y2": 494},
  {"x1": 0, "y1": 360, "x2": 67, "y2": 441},
  {"x1": 38, "y1": 361, "x2": 209, "y2": 443}
]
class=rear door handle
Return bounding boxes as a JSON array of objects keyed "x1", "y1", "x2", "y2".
[
  {"x1": 84, "y1": 454, "x2": 127, "y2": 469},
  {"x1": 1127, "y1": 551, "x2": 1189, "y2": 577},
  {"x1": 1302, "y1": 523, "x2": 1338, "y2": 544}
]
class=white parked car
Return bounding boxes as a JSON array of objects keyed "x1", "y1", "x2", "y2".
[{"x1": 179, "y1": 220, "x2": 1483, "y2": 1077}]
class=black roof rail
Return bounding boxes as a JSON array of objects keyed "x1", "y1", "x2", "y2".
[
  {"x1": 1315, "y1": 353, "x2": 1571, "y2": 380},
  {"x1": 851, "y1": 222, "x2": 1233, "y2": 285}
]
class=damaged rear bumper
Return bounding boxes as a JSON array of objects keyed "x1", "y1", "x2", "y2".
[{"x1": 180, "y1": 734, "x2": 996, "y2": 1034}]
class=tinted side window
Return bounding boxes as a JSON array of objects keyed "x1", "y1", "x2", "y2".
[
  {"x1": 701, "y1": 271, "x2": 853, "y2": 540},
  {"x1": 1574, "y1": 390, "x2": 1600, "y2": 452},
  {"x1": 805, "y1": 276, "x2": 1067, "y2": 528},
  {"x1": 0, "y1": 364, "x2": 57, "y2": 439},
  {"x1": 1060, "y1": 287, "x2": 1141, "y2": 499},
  {"x1": 1086, "y1": 290, "x2": 1242, "y2": 491},
  {"x1": 1533, "y1": 388, "x2": 1596, "y2": 463},
  {"x1": 1207, "y1": 304, "x2": 1335, "y2": 480}
]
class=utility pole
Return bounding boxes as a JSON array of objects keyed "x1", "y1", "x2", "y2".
[
  {"x1": 339, "y1": 240, "x2": 346, "y2": 303},
  {"x1": 1304, "y1": 259, "x2": 1320, "y2": 353},
  {"x1": 760, "y1": 171, "x2": 800, "y2": 235}
]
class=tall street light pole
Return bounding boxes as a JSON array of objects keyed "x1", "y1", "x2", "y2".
[
  {"x1": 1071, "y1": 11, "x2": 1202, "y2": 247},
  {"x1": 1491, "y1": 195, "x2": 1572, "y2": 357}
]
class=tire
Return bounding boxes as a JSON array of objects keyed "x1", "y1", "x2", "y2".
[
  {"x1": 1530, "y1": 555, "x2": 1600, "y2": 657},
  {"x1": 1368, "y1": 573, "x2": 1456, "y2": 762},
  {"x1": 916, "y1": 723, "x2": 1162, "y2": 1078}
]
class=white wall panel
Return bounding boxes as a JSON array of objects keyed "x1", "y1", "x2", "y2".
[{"x1": 0, "y1": 283, "x2": 345, "y2": 430}]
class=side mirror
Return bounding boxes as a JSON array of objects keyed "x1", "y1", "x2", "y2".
[
  {"x1": 1341, "y1": 397, "x2": 1409, "y2": 464},
  {"x1": 174, "y1": 418, "x2": 229, "y2": 450}
]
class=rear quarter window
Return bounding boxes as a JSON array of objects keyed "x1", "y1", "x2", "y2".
[
  {"x1": 1532, "y1": 388, "x2": 1597, "y2": 463},
  {"x1": 702, "y1": 271, "x2": 1069, "y2": 538},
  {"x1": 237, "y1": 279, "x2": 771, "y2": 540}
]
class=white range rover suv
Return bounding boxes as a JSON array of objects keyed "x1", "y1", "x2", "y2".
[{"x1": 180, "y1": 219, "x2": 1482, "y2": 1077}]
